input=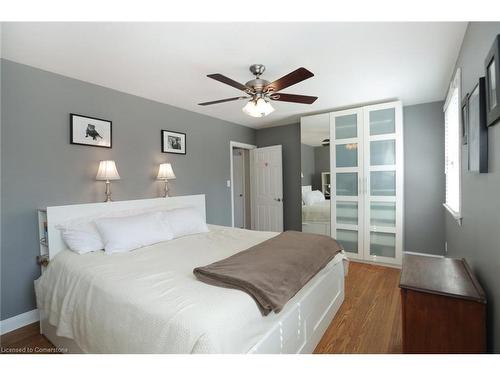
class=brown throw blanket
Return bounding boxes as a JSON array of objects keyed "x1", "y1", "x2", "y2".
[{"x1": 193, "y1": 231, "x2": 343, "y2": 315}]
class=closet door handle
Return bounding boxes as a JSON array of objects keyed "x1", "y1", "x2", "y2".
[{"x1": 358, "y1": 177, "x2": 362, "y2": 196}]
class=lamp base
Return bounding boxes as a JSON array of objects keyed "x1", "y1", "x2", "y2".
[
  {"x1": 162, "y1": 179, "x2": 170, "y2": 198},
  {"x1": 104, "y1": 180, "x2": 113, "y2": 202}
]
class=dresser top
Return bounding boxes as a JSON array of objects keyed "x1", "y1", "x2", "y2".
[{"x1": 400, "y1": 254, "x2": 486, "y2": 303}]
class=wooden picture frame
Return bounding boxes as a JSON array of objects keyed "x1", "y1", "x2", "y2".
[
  {"x1": 161, "y1": 130, "x2": 186, "y2": 155},
  {"x1": 70, "y1": 113, "x2": 112, "y2": 148},
  {"x1": 467, "y1": 77, "x2": 488, "y2": 173},
  {"x1": 484, "y1": 34, "x2": 500, "y2": 126}
]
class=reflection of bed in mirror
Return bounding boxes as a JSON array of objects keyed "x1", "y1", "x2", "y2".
[
  {"x1": 302, "y1": 186, "x2": 365, "y2": 239},
  {"x1": 301, "y1": 185, "x2": 330, "y2": 235}
]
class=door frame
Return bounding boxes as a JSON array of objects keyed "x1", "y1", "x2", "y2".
[{"x1": 230, "y1": 141, "x2": 257, "y2": 228}]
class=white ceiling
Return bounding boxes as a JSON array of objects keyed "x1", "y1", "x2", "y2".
[{"x1": 2, "y1": 22, "x2": 467, "y2": 128}]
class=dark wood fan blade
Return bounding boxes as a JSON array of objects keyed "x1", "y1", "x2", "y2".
[
  {"x1": 198, "y1": 96, "x2": 248, "y2": 106},
  {"x1": 265, "y1": 68, "x2": 314, "y2": 92},
  {"x1": 207, "y1": 74, "x2": 249, "y2": 92},
  {"x1": 270, "y1": 93, "x2": 318, "y2": 104}
]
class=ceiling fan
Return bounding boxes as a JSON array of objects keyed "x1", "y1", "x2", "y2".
[{"x1": 198, "y1": 64, "x2": 318, "y2": 118}]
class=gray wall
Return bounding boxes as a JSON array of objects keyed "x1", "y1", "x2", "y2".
[
  {"x1": 0, "y1": 59, "x2": 255, "y2": 320},
  {"x1": 313, "y1": 146, "x2": 330, "y2": 191},
  {"x1": 300, "y1": 144, "x2": 315, "y2": 187},
  {"x1": 444, "y1": 22, "x2": 500, "y2": 353},
  {"x1": 403, "y1": 102, "x2": 445, "y2": 255},
  {"x1": 256, "y1": 123, "x2": 302, "y2": 231}
]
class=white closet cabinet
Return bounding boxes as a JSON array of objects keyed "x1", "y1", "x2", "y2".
[{"x1": 330, "y1": 101, "x2": 403, "y2": 266}]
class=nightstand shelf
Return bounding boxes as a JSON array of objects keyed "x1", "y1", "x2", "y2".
[{"x1": 37, "y1": 208, "x2": 49, "y2": 271}]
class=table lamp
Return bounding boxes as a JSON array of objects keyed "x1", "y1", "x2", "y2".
[
  {"x1": 96, "y1": 160, "x2": 120, "y2": 202},
  {"x1": 157, "y1": 163, "x2": 176, "y2": 197}
]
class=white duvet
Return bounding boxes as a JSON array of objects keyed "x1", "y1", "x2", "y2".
[{"x1": 35, "y1": 225, "x2": 344, "y2": 353}]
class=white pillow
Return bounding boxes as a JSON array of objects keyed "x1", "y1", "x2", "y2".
[
  {"x1": 57, "y1": 206, "x2": 168, "y2": 254},
  {"x1": 94, "y1": 212, "x2": 173, "y2": 254},
  {"x1": 303, "y1": 190, "x2": 325, "y2": 206},
  {"x1": 59, "y1": 221, "x2": 104, "y2": 254},
  {"x1": 161, "y1": 207, "x2": 209, "y2": 239}
]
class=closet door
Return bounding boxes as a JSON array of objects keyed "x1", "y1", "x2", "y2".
[
  {"x1": 362, "y1": 101, "x2": 403, "y2": 265},
  {"x1": 330, "y1": 108, "x2": 365, "y2": 260}
]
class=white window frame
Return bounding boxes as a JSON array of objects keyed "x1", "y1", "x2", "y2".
[{"x1": 443, "y1": 68, "x2": 462, "y2": 224}]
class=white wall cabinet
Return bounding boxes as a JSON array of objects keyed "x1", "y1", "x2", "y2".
[{"x1": 330, "y1": 101, "x2": 404, "y2": 266}]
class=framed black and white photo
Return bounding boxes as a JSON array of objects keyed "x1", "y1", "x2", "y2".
[
  {"x1": 485, "y1": 34, "x2": 500, "y2": 126},
  {"x1": 467, "y1": 77, "x2": 488, "y2": 173},
  {"x1": 70, "y1": 113, "x2": 112, "y2": 148},
  {"x1": 461, "y1": 93, "x2": 469, "y2": 145},
  {"x1": 161, "y1": 130, "x2": 186, "y2": 155}
]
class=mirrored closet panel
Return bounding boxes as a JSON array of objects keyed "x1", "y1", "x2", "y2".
[
  {"x1": 300, "y1": 113, "x2": 331, "y2": 236},
  {"x1": 301, "y1": 100, "x2": 403, "y2": 266}
]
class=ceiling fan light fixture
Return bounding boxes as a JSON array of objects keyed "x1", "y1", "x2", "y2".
[{"x1": 242, "y1": 98, "x2": 274, "y2": 118}]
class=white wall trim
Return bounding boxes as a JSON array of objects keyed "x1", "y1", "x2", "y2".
[
  {"x1": 349, "y1": 258, "x2": 402, "y2": 269},
  {"x1": 403, "y1": 251, "x2": 444, "y2": 258},
  {"x1": 0, "y1": 309, "x2": 39, "y2": 335},
  {"x1": 229, "y1": 141, "x2": 256, "y2": 227}
]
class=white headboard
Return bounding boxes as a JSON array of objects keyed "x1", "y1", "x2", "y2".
[
  {"x1": 46, "y1": 195, "x2": 206, "y2": 259},
  {"x1": 301, "y1": 185, "x2": 312, "y2": 194}
]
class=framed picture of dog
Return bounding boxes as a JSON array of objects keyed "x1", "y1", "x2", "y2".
[
  {"x1": 161, "y1": 130, "x2": 186, "y2": 155},
  {"x1": 70, "y1": 113, "x2": 112, "y2": 148}
]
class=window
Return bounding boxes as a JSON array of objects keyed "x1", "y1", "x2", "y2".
[{"x1": 443, "y1": 68, "x2": 462, "y2": 222}]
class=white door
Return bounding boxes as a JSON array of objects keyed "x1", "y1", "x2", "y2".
[
  {"x1": 330, "y1": 108, "x2": 365, "y2": 260},
  {"x1": 232, "y1": 149, "x2": 246, "y2": 228},
  {"x1": 362, "y1": 101, "x2": 403, "y2": 265},
  {"x1": 250, "y1": 145, "x2": 284, "y2": 232}
]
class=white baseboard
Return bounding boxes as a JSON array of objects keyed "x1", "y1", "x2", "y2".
[
  {"x1": 404, "y1": 251, "x2": 444, "y2": 258},
  {"x1": 0, "y1": 309, "x2": 39, "y2": 335},
  {"x1": 348, "y1": 258, "x2": 402, "y2": 269}
]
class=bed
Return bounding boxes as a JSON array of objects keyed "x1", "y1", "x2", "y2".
[
  {"x1": 35, "y1": 195, "x2": 346, "y2": 354},
  {"x1": 301, "y1": 186, "x2": 331, "y2": 236}
]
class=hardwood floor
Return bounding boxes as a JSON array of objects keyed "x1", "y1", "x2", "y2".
[
  {"x1": 0, "y1": 262, "x2": 401, "y2": 354},
  {"x1": 0, "y1": 322, "x2": 55, "y2": 354},
  {"x1": 314, "y1": 261, "x2": 402, "y2": 353}
]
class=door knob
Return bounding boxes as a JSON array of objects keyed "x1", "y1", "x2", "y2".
[{"x1": 274, "y1": 198, "x2": 282, "y2": 202}]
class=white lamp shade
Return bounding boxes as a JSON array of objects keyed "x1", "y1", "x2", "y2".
[
  {"x1": 157, "y1": 163, "x2": 176, "y2": 180},
  {"x1": 96, "y1": 160, "x2": 120, "y2": 181}
]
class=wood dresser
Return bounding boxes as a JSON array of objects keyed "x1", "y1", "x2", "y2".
[{"x1": 400, "y1": 254, "x2": 487, "y2": 353}]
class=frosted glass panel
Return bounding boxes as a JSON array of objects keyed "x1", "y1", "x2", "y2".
[
  {"x1": 336, "y1": 173, "x2": 358, "y2": 196},
  {"x1": 370, "y1": 140, "x2": 395, "y2": 165},
  {"x1": 337, "y1": 202, "x2": 358, "y2": 225},
  {"x1": 336, "y1": 229, "x2": 358, "y2": 253},
  {"x1": 335, "y1": 114, "x2": 357, "y2": 139},
  {"x1": 370, "y1": 108, "x2": 395, "y2": 135},
  {"x1": 370, "y1": 171, "x2": 396, "y2": 196},
  {"x1": 336, "y1": 144, "x2": 358, "y2": 167},
  {"x1": 370, "y1": 232, "x2": 396, "y2": 258},
  {"x1": 370, "y1": 202, "x2": 396, "y2": 227}
]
